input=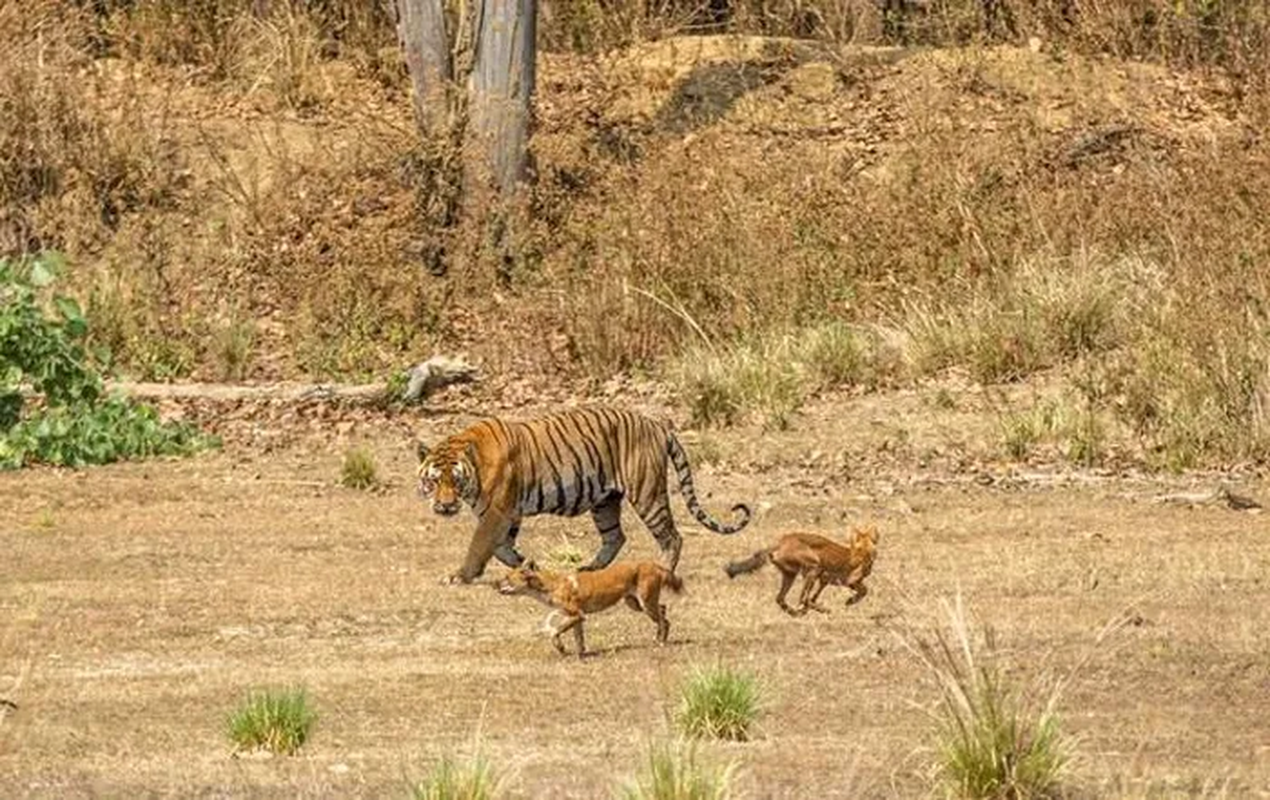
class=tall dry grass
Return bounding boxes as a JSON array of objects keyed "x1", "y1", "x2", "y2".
[{"x1": 5, "y1": 1, "x2": 1270, "y2": 468}]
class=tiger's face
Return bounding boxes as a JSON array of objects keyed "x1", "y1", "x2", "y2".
[{"x1": 416, "y1": 440, "x2": 477, "y2": 516}]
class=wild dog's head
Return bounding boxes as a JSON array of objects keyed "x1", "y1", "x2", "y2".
[
  {"x1": 497, "y1": 561, "x2": 548, "y2": 597},
  {"x1": 415, "y1": 437, "x2": 479, "y2": 516},
  {"x1": 851, "y1": 524, "x2": 879, "y2": 554}
]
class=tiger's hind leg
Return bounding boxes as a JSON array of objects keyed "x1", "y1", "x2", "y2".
[
  {"x1": 581, "y1": 493, "x2": 626, "y2": 571},
  {"x1": 632, "y1": 490, "x2": 683, "y2": 574}
]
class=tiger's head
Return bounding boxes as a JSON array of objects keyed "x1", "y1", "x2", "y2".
[{"x1": 416, "y1": 438, "x2": 478, "y2": 516}]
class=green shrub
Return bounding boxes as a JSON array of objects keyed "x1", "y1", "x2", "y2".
[{"x1": 0, "y1": 253, "x2": 217, "y2": 469}]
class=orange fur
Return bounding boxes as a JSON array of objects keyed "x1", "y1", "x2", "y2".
[
  {"x1": 497, "y1": 560, "x2": 685, "y2": 658},
  {"x1": 725, "y1": 526, "x2": 878, "y2": 616}
]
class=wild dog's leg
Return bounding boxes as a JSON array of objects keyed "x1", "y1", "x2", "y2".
[
  {"x1": 572, "y1": 618, "x2": 588, "y2": 658},
  {"x1": 795, "y1": 569, "x2": 823, "y2": 615},
  {"x1": 844, "y1": 563, "x2": 871, "y2": 606},
  {"x1": 624, "y1": 596, "x2": 643, "y2": 611},
  {"x1": 582, "y1": 493, "x2": 626, "y2": 571},
  {"x1": 632, "y1": 489, "x2": 682, "y2": 574},
  {"x1": 492, "y1": 522, "x2": 524, "y2": 567},
  {"x1": 551, "y1": 614, "x2": 584, "y2": 656},
  {"x1": 775, "y1": 568, "x2": 800, "y2": 615},
  {"x1": 641, "y1": 581, "x2": 667, "y2": 644},
  {"x1": 845, "y1": 581, "x2": 870, "y2": 607},
  {"x1": 804, "y1": 573, "x2": 833, "y2": 614}
]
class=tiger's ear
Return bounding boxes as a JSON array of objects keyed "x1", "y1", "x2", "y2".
[
  {"x1": 416, "y1": 440, "x2": 430, "y2": 463},
  {"x1": 464, "y1": 441, "x2": 478, "y2": 463}
]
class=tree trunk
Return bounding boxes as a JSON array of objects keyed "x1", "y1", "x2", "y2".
[
  {"x1": 466, "y1": 0, "x2": 536, "y2": 197},
  {"x1": 395, "y1": 0, "x2": 453, "y2": 137},
  {"x1": 395, "y1": 0, "x2": 537, "y2": 280}
]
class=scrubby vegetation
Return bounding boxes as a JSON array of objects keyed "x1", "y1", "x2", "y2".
[
  {"x1": 3, "y1": 0, "x2": 1269, "y2": 469},
  {"x1": 0, "y1": 252, "x2": 215, "y2": 469}
]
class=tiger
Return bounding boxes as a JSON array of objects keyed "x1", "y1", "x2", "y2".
[{"x1": 415, "y1": 406, "x2": 752, "y2": 584}]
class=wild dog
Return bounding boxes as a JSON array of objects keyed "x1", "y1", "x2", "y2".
[
  {"x1": 497, "y1": 560, "x2": 684, "y2": 657},
  {"x1": 725, "y1": 526, "x2": 878, "y2": 616}
]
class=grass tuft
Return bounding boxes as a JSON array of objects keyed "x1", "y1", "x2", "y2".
[
  {"x1": 410, "y1": 753, "x2": 504, "y2": 800},
  {"x1": 674, "y1": 665, "x2": 762, "y2": 742},
  {"x1": 903, "y1": 597, "x2": 1071, "y2": 800},
  {"x1": 618, "y1": 739, "x2": 737, "y2": 800},
  {"x1": 340, "y1": 446, "x2": 379, "y2": 490},
  {"x1": 227, "y1": 686, "x2": 316, "y2": 756}
]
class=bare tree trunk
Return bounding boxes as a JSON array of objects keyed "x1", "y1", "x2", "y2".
[
  {"x1": 395, "y1": 0, "x2": 537, "y2": 281},
  {"x1": 464, "y1": 0, "x2": 537, "y2": 282},
  {"x1": 395, "y1": 0, "x2": 453, "y2": 136},
  {"x1": 466, "y1": 0, "x2": 536, "y2": 196}
]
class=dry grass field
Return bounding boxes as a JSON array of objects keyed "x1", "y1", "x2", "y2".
[
  {"x1": 3, "y1": 391, "x2": 1268, "y2": 798},
  {"x1": 6, "y1": 2, "x2": 1270, "y2": 797}
]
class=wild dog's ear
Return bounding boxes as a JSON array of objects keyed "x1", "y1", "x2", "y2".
[{"x1": 416, "y1": 440, "x2": 430, "y2": 463}]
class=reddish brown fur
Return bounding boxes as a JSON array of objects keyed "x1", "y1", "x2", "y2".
[
  {"x1": 497, "y1": 560, "x2": 684, "y2": 657},
  {"x1": 725, "y1": 526, "x2": 878, "y2": 616}
]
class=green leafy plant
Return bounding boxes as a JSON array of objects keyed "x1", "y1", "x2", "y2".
[
  {"x1": 227, "y1": 686, "x2": 317, "y2": 756},
  {"x1": 675, "y1": 665, "x2": 762, "y2": 742},
  {"x1": 0, "y1": 253, "x2": 217, "y2": 469}
]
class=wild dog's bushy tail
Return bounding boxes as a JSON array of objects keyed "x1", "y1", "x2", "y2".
[
  {"x1": 666, "y1": 432, "x2": 751, "y2": 535},
  {"x1": 724, "y1": 548, "x2": 772, "y2": 579}
]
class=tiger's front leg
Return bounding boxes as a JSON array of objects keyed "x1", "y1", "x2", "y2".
[
  {"x1": 492, "y1": 523, "x2": 524, "y2": 568},
  {"x1": 447, "y1": 507, "x2": 519, "y2": 585}
]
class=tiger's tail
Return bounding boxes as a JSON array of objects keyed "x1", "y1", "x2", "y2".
[
  {"x1": 666, "y1": 432, "x2": 751, "y2": 535},
  {"x1": 724, "y1": 548, "x2": 772, "y2": 579}
]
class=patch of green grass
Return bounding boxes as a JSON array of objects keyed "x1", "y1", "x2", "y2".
[
  {"x1": 675, "y1": 665, "x2": 762, "y2": 742},
  {"x1": 618, "y1": 739, "x2": 737, "y2": 800},
  {"x1": 409, "y1": 753, "x2": 504, "y2": 800},
  {"x1": 903, "y1": 597, "x2": 1071, "y2": 800},
  {"x1": 227, "y1": 687, "x2": 316, "y2": 756},
  {"x1": 340, "y1": 445, "x2": 379, "y2": 490}
]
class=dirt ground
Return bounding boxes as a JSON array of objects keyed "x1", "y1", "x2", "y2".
[{"x1": 2, "y1": 389, "x2": 1269, "y2": 799}]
